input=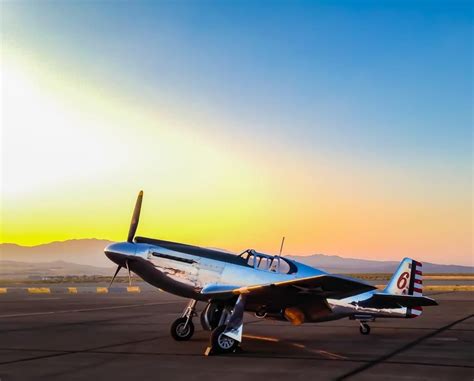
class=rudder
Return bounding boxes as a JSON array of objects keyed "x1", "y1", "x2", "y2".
[
  {"x1": 385, "y1": 257, "x2": 423, "y2": 296},
  {"x1": 384, "y1": 258, "x2": 423, "y2": 318}
]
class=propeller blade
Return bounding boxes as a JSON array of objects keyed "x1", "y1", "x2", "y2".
[
  {"x1": 127, "y1": 190, "x2": 143, "y2": 242},
  {"x1": 125, "y1": 260, "x2": 132, "y2": 287},
  {"x1": 109, "y1": 265, "x2": 122, "y2": 288}
]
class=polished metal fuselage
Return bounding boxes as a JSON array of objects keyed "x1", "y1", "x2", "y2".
[{"x1": 105, "y1": 241, "x2": 408, "y2": 322}]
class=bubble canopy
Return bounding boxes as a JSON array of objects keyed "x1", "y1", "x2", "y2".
[{"x1": 238, "y1": 249, "x2": 296, "y2": 274}]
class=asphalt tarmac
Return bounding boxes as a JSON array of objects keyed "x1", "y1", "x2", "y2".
[{"x1": 0, "y1": 290, "x2": 472, "y2": 380}]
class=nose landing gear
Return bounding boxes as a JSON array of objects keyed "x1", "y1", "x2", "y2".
[{"x1": 171, "y1": 299, "x2": 197, "y2": 341}]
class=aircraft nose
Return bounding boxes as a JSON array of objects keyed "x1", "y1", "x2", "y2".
[{"x1": 104, "y1": 242, "x2": 137, "y2": 266}]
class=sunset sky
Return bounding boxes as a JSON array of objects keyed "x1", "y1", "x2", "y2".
[{"x1": 1, "y1": 1, "x2": 472, "y2": 265}]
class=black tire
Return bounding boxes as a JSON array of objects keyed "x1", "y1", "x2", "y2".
[
  {"x1": 359, "y1": 323, "x2": 371, "y2": 335},
  {"x1": 210, "y1": 325, "x2": 238, "y2": 354},
  {"x1": 171, "y1": 317, "x2": 194, "y2": 341}
]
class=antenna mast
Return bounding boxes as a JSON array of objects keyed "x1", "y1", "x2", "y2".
[{"x1": 278, "y1": 236, "x2": 286, "y2": 256}]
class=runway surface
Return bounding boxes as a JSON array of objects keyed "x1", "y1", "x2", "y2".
[{"x1": 0, "y1": 290, "x2": 472, "y2": 380}]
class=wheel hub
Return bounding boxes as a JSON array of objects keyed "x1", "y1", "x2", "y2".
[
  {"x1": 177, "y1": 323, "x2": 190, "y2": 337},
  {"x1": 218, "y1": 333, "x2": 235, "y2": 349}
]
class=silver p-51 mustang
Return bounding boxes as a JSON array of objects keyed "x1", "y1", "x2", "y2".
[{"x1": 105, "y1": 191, "x2": 438, "y2": 354}]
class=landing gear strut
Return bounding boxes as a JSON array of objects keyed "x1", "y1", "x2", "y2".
[
  {"x1": 209, "y1": 295, "x2": 246, "y2": 354},
  {"x1": 171, "y1": 299, "x2": 197, "y2": 341},
  {"x1": 359, "y1": 322, "x2": 371, "y2": 335}
]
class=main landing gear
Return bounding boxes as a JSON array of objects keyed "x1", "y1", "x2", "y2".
[
  {"x1": 359, "y1": 322, "x2": 371, "y2": 335},
  {"x1": 208, "y1": 295, "x2": 247, "y2": 354},
  {"x1": 171, "y1": 299, "x2": 197, "y2": 341},
  {"x1": 200, "y1": 303, "x2": 223, "y2": 331},
  {"x1": 170, "y1": 296, "x2": 247, "y2": 355},
  {"x1": 209, "y1": 306, "x2": 239, "y2": 354}
]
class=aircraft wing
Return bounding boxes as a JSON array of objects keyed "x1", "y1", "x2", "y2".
[
  {"x1": 201, "y1": 274, "x2": 377, "y2": 301},
  {"x1": 358, "y1": 293, "x2": 438, "y2": 309}
]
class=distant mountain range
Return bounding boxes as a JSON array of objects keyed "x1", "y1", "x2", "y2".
[
  {"x1": 286, "y1": 254, "x2": 472, "y2": 274},
  {"x1": 1, "y1": 239, "x2": 114, "y2": 267},
  {"x1": 0, "y1": 239, "x2": 472, "y2": 279},
  {"x1": 0, "y1": 239, "x2": 114, "y2": 279},
  {"x1": 1, "y1": 260, "x2": 113, "y2": 279}
]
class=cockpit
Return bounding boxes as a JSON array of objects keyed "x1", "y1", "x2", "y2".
[{"x1": 238, "y1": 249, "x2": 296, "y2": 274}]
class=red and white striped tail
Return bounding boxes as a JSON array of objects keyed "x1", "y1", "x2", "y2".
[
  {"x1": 384, "y1": 258, "x2": 424, "y2": 318},
  {"x1": 412, "y1": 261, "x2": 423, "y2": 296},
  {"x1": 385, "y1": 258, "x2": 423, "y2": 296},
  {"x1": 407, "y1": 260, "x2": 423, "y2": 318},
  {"x1": 407, "y1": 306, "x2": 423, "y2": 318}
]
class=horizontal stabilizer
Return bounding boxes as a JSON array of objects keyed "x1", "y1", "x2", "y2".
[{"x1": 360, "y1": 293, "x2": 438, "y2": 309}]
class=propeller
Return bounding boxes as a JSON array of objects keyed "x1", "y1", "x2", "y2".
[
  {"x1": 109, "y1": 264, "x2": 122, "y2": 288},
  {"x1": 127, "y1": 190, "x2": 143, "y2": 243},
  {"x1": 108, "y1": 259, "x2": 133, "y2": 289},
  {"x1": 108, "y1": 190, "x2": 143, "y2": 289},
  {"x1": 125, "y1": 259, "x2": 132, "y2": 286}
]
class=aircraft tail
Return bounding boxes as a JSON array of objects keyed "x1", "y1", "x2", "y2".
[{"x1": 384, "y1": 258, "x2": 423, "y2": 317}]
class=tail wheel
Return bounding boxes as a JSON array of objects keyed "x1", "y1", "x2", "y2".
[
  {"x1": 210, "y1": 325, "x2": 238, "y2": 354},
  {"x1": 359, "y1": 323, "x2": 371, "y2": 335},
  {"x1": 171, "y1": 317, "x2": 194, "y2": 341}
]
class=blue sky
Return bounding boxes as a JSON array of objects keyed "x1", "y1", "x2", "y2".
[
  {"x1": 4, "y1": 0, "x2": 472, "y2": 162},
  {"x1": 2, "y1": 0, "x2": 472, "y2": 264}
]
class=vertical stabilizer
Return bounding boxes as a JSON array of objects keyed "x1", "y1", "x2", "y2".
[
  {"x1": 385, "y1": 258, "x2": 423, "y2": 296},
  {"x1": 385, "y1": 258, "x2": 423, "y2": 317}
]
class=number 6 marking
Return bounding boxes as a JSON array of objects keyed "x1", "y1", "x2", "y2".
[{"x1": 397, "y1": 271, "x2": 409, "y2": 289}]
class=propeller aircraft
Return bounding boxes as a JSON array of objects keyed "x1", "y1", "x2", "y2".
[{"x1": 105, "y1": 191, "x2": 438, "y2": 354}]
